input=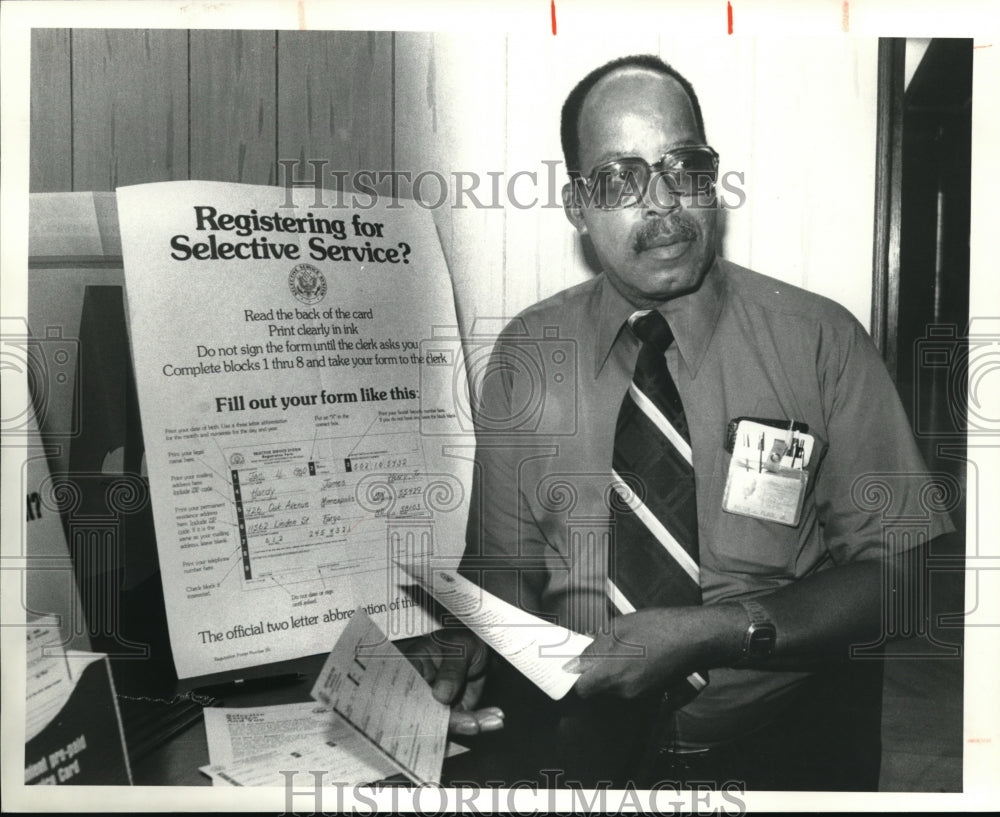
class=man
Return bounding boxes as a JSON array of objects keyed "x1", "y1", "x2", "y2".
[{"x1": 406, "y1": 54, "x2": 953, "y2": 790}]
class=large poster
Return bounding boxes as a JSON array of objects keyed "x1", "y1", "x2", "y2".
[{"x1": 117, "y1": 181, "x2": 472, "y2": 679}]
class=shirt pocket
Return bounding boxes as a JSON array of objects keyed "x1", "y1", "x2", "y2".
[
  {"x1": 741, "y1": 399, "x2": 827, "y2": 470},
  {"x1": 705, "y1": 445, "x2": 806, "y2": 578}
]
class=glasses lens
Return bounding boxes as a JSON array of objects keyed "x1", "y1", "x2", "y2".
[
  {"x1": 581, "y1": 147, "x2": 718, "y2": 209},
  {"x1": 589, "y1": 160, "x2": 648, "y2": 209},
  {"x1": 658, "y1": 148, "x2": 718, "y2": 199},
  {"x1": 669, "y1": 147, "x2": 718, "y2": 173}
]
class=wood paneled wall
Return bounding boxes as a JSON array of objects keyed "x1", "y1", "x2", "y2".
[
  {"x1": 31, "y1": 30, "x2": 878, "y2": 333},
  {"x1": 30, "y1": 29, "x2": 393, "y2": 192}
]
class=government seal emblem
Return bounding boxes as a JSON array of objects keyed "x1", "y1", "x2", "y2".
[{"x1": 288, "y1": 263, "x2": 327, "y2": 305}]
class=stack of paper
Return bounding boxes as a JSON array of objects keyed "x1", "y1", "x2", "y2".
[
  {"x1": 25, "y1": 619, "x2": 132, "y2": 785},
  {"x1": 199, "y1": 702, "x2": 399, "y2": 787},
  {"x1": 201, "y1": 609, "x2": 461, "y2": 787},
  {"x1": 25, "y1": 618, "x2": 74, "y2": 744}
]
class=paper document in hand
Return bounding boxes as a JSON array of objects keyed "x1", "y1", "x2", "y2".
[
  {"x1": 398, "y1": 565, "x2": 592, "y2": 700},
  {"x1": 310, "y1": 609, "x2": 448, "y2": 785}
]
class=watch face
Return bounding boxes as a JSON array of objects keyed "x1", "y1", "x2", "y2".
[{"x1": 747, "y1": 624, "x2": 776, "y2": 656}]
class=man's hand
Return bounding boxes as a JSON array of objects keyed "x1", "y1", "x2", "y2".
[
  {"x1": 403, "y1": 627, "x2": 505, "y2": 736},
  {"x1": 565, "y1": 560, "x2": 889, "y2": 699},
  {"x1": 565, "y1": 606, "x2": 744, "y2": 699}
]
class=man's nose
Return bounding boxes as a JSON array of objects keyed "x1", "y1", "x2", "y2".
[{"x1": 641, "y1": 172, "x2": 682, "y2": 215}]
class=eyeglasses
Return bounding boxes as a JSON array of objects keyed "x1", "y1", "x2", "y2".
[{"x1": 573, "y1": 145, "x2": 719, "y2": 210}]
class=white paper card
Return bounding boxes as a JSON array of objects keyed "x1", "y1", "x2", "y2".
[
  {"x1": 25, "y1": 617, "x2": 73, "y2": 743},
  {"x1": 310, "y1": 609, "x2": 448, "y2": 785},
  {"x1": 397, "y1": 564, "x2": 593, "y2": 700},
  {"x1": 200, "y1": 700, "x2": 467, "y2": 787},
  {"x1": 202, "y1": 701, "x2": 396, "y2": 787}
]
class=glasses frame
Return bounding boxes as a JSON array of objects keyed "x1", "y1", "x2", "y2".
[{"x1": 572, "y1": 145, "x2": 720, "y2": 210}]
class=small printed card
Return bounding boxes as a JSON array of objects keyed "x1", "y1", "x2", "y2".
[
  {"x1": 722, "y1": 419, "x2": 813, "y2": 527},
  {"x1": 310, "y1": 609, "x2": 449, "y2": 785}
]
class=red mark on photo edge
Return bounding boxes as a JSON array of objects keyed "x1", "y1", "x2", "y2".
[
  {"x1": 551, "y1": 0, "x2": 557, "y2": 35},
  {"x1": 973, "y1": 43, "x2": 993, "y2": 48},
  {"x1": 727, "y1": 1, "x2": 733, "y2": 35},
  {"x1": 841, "y1": 0, "x2": 850, "y2": 33}
]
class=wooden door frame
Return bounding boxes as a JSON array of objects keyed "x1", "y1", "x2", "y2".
[{"x1": 871, "y1": 37, "x2": 906, "y2": 382}]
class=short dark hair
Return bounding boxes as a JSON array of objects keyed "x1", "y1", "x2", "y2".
[{"x1": 560, "y1": 54, "x2": 706, "y2": 175}]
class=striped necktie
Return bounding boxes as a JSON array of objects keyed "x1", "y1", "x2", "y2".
[{"x1": 609, "y1": 309, "x2": 707, "y2": 700}]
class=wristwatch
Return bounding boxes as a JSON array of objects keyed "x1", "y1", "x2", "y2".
[{"x1": 735, "y1": 598, "x2": 776, "y2": 666}]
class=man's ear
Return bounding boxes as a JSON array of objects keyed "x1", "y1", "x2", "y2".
[{"x1": 561, "y1": 182, "x2": 587, "y2": 234}]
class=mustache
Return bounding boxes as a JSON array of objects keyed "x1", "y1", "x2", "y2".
[{"x1": 633, "y1": 216, "x2": 698, "y2": 253}]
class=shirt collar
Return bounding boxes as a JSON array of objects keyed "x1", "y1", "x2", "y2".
[{"x1": 593, "y1": 256, "x2": 726, "y2": 379}]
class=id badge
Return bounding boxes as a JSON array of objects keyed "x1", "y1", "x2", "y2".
[{"x1": 722, "y1": 419, "x2": 813, "y2": 527}]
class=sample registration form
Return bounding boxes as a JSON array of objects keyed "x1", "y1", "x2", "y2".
[{"x1": 119, "y1": 181, "x2": 473, "y2": 678}]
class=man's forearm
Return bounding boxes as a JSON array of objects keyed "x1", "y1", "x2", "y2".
[{"x1": 724, "y1": 559, "x2": 886, "y2": 667}]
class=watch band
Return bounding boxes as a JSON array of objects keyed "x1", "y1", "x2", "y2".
[
  {"x1": 739, "y1": 597, "x2": 770, "y2": 628},
  {"x1": 735, "y1": 598, "x2": 776, "y2": 666}
]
